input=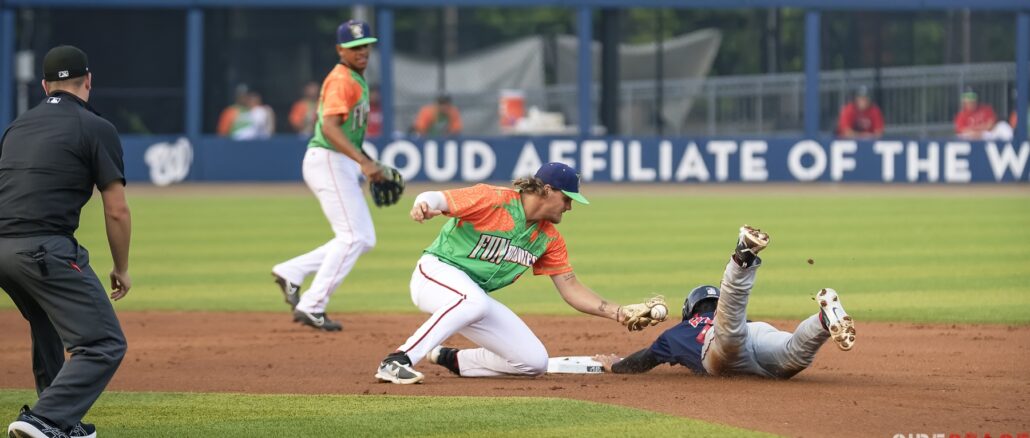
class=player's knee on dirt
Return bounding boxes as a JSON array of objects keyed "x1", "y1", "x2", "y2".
[{"x1": 511, "y1": 350, "x2": 549, "y2": 376}]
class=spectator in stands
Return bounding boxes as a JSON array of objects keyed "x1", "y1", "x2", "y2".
[
  {"x1": 954, "y1": 88, "x2": 997, "y2": 140},
  {"x1": 836, "y1": 85, "x2": 884, "y2": 139},
  {"x1": 217, "y1": 84, "x2": 250, "y2": 137},
  {"x1": 367, "y1": 85, "x2": 383, "y2": 138},
  {"x1": 218, "y1": 87, "x2": 275, "y2": 140},
  {"x1": 412, "y1": 94, "x2": 462, "y2": 136},
  {"x1": 289, "y1": 82, "x2": 320, "y2": 137}
]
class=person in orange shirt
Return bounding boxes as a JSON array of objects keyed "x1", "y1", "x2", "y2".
[
  {"x1": 373, "y1": 163, "x2": 669, "y2": 385},
  {"x1": 412, "y1": 94, "x2": 462, "y2": 136},
  {"x1": 271, "y1": 19, "x2": 387, "y2": 332},
  {"x1": 288, "y1": 82, "x2": 320, "y2": 137},
  {"x1": 954, "y1": 89, "x2": 997, "y2": 139},
  {"x1": 216, "y1": 84, "x2": 249, "y2": 137}
]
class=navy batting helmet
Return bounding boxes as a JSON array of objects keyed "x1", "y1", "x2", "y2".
[{"x1": 682, "y1": 285, "x2": 720, "y2": 319}]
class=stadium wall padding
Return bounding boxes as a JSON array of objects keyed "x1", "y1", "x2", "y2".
[{"x1": 124, "y1": 135, "x2": 1030, "y2": 185}]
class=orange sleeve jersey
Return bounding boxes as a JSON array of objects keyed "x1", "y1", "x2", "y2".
[
  {"x1": 426, "y1": 184, "x2": 572, "y2": 292},
  {"x1": 309, "y1": 64, "x2": 370, "y2": 151}
]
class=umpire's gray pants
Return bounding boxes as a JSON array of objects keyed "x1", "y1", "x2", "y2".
[
  {"x1": 701, "y1": 258, "x2": 828, "y2": 379},
  {"x1": 0, "y1": 235, "x2": 126, "y2": 429}
]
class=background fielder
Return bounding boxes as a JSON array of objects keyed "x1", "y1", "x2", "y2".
[
  {"x1": 374, "y1": 162, "x2": 667, "y2": 384},
  {"x1": 271, "y1": 19, "x2": 385, "y2": 332},
  {"x1": 594, "y1": 225, "x2": 856, "y2": 379}
]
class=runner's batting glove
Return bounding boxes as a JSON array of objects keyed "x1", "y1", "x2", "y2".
[
  {"x1": 370, "y1": 163, "x2": 405, "y2": 207},
  {"x1": 618, "y1": 295, "x2": 668, "y2": 332}
]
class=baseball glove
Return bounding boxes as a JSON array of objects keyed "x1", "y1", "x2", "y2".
[
  {"x1": 370, "y1": 163, "x2": 405, "y2": 207},
  {"x1": 618, "y1": 295, "x2": 668, "y2": 332}
]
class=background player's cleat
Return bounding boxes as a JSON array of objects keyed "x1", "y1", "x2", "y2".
[
  {"x1": 69, "y1": 422, "x2": 95, "y2": 438},
  {"x1": 816, "y1": 288, "x2": 856, "y2": 351},
  {"x1": 8, "y1": 405, "x2": 69, "y2": 438},
  {"x1": 292, "y1": 310, "x2": 343, "y2": 332},
  {"x1": 733, "y1": 224, "x2": 770, "y2": 268},
  {"x1": 427, "y1": 346, "x2": 461, "y2": 375},
  {"x1": 376, "y1": 352, "x2": 424, "y2": 384},
  {"x1": 272, "y1": 273, "x2": 300, "y2": 310}
]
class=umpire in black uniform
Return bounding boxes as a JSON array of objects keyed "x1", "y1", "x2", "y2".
[{"x1": 1, "y1": 45, "x2": 131, "y2": 438}]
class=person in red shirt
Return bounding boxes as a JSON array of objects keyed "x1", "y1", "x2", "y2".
[
  {"x1": 836, "y1": 86, "x2": 884, "y2": 139},
  {"x1": 954, "y1": 89, "x2": 997, "y2": 139}
]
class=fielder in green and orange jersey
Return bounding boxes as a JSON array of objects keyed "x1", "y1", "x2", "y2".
[
  {"x1": 375, "y1": 162, "x2": 670, "y2": 384},
  {"x1": 271, "y1": 19, "x2": 387, "y2": 332}
]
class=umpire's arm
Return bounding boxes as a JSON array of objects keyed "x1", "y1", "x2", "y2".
[{"x1": 101, "y1": 182, "x2": 131, "y2": 300}]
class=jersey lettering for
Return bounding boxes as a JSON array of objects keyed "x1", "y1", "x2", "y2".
[
  {"x1": 424, "y1": 184, "x2": 571, "y2": 292},
  {"x1": 467, "y1": 234, "x2": 538, "y2": 267},
  {"x1": 309, "y1": 64, "x2": 369, "y2": 152}
]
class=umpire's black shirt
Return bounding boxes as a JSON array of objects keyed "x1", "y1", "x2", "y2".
[{"x1": 0, "y1": 91, "x2": 124, "y2": 238}]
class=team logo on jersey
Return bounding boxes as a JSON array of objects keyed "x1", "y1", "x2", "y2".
[
  {"x1": 46, "y1": 97, "x2": 61, "y2": 104},
  {"x1": 468, "y1": 234, "x2": 538, "y2": 267},
  {"x1": 350, "y1": 24, "x2": 365, "y2": 39}
]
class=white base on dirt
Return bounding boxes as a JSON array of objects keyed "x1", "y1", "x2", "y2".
[{"x1": 546, "y1": 356, "x2": 604, "y2": 374}]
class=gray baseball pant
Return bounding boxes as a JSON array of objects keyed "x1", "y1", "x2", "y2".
[
  {"x1": 0, "y1": 235, "x2": 126, "y2": 429},
  {"x1": 701, "y1": 258, "x2": 829, "y2": 379}
]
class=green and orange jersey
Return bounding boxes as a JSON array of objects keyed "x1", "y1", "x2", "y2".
[
  {"x1": 424, "y1": 184, "x2": 573, "y2": 292},
  {"x1": 309, "y1": 64, "x2": 370, "y2": 152}
]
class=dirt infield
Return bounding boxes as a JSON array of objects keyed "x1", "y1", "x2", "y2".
[{"x1": 1, "y1": 311, "x2": 1027, "y2": 437}]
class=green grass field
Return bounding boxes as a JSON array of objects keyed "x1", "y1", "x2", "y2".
[
  {"x1": 3, "y1": 188, "x2": 1025, "y2": 323},
  {"x1": 2, "y1": 186, "x2": 1027, "y2": 437},
  {"x1": 0, "y1": 390, "x2": 771, "y2": 437}
]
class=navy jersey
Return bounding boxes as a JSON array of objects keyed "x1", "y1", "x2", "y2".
[{"x1": 648, "y1": 311, "x2": 715, "y2": 375}]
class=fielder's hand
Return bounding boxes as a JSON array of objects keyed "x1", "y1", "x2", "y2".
[
  {"x1": 410, "y1": 201, "x2": 443, "y2": 223},
  {"x1": 370, "y1": 163, "x2": 405, "y2": 207},
  {"x1": 618, "y1": 295, "x2": 668, "y2": 331},
  {"x1": 360, "y1": 159, "x2": 384, "y2": 183}
]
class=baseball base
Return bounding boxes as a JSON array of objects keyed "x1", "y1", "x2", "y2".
[{"x1": 546, "y1": 356, "x2": 604, "y2": 374}]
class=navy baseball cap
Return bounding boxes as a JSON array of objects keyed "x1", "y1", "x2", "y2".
[
  {"x1": 535, "y1": 162, "x2": 589, "y2": 205},
  {"x1": 42, "y1": 45, "x2": 89, "y2": 81},
  {"x1": 337, "y1": 20, "x2": 377, "y2": 48}
]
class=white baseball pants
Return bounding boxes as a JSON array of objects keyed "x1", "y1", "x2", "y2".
[
  {"x1": 397, "y1": 254, "x2": 549, "y2": 377},
  {"x1": 701, "y1": 258, "x2": 829, "y2": 379},
  {"x1": 273, "y1": 147, "x2": 376, "y2": 313}
]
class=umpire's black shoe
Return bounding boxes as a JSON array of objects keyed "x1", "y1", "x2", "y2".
[
  {"x1": 272, "y1": 273, "x2": 301, "y2": 310},
  {"x1": 293, "y1": 309, "x2": 343, "y2": 332},
  {"x1": 69, "y1": 422, "x2": 95, "y2": 438},
  {"x1": 8, "y1": 405, "x2": 70, "y2": 438}
]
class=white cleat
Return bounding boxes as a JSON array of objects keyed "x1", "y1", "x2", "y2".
[
  {"x1": 817, "y1": 288, "x2": 856, "y2": 351},
  {"x1": 375, "y1": 358, "x2": 424, "y2": 385}
]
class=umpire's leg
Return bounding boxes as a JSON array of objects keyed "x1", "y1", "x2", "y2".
[
  {"x1": 0, "y1": 236, "x2": 126, "y2": 429},
  {"x1": 0, "y1": 278, "x2": 66, "y2": 395}
]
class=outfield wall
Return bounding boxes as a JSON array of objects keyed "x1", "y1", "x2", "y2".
[{"x1": 129, "y1": 136, "x2": 1030, "y2": 185}]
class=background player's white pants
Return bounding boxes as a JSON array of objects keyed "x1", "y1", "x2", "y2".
[
  {"x1": 397, "y1": 254, "x2": 549, "y2": 377},
  {"x1": 272, "y1": 147, "x2": 376, "y2": 313},
  {"x1": 701, "y1": 259, "x2": 829, "y2": 379}
]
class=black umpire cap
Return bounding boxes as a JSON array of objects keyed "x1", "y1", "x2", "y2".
[{"x1": 42, "y1": 45, "x2": 89, "y2": 81}]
